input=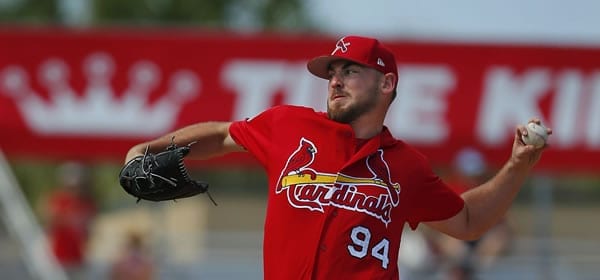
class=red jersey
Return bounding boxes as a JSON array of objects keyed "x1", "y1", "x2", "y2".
[{"x1": 229, "y1": 105, "x2": 464, "y2": 280}]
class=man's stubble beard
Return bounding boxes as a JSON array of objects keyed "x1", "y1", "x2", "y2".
[{"x1": 327, "y1": 88, "x2": 379, "y2": 124}]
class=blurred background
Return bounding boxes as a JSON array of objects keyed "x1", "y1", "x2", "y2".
[{"x1": 0, "y1": 0, "x2": 599, "y2": 279}]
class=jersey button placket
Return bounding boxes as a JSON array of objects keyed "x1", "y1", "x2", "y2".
[
  {"x1": 317, "y1": 215, "x2": 332, "y2": 254},
  {"x1": 311, "y1": 206, "x2": 331, "y2": 278},
  {"x1": 317, "y1": 177, "x2": 342, "y2": 255},
  {"x1": 330, "y1": 175, "x2": 341, "y2": 219}
]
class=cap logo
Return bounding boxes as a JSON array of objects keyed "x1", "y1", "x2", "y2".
[
  {"x1": 332, "y1": 38, "x2": 351, "y2": 55},
  {"x1": 377, "y1": 58, "x2": 385, "y2": 67}
]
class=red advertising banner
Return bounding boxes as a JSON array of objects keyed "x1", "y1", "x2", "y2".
[{"x1": 0, "y1": 28, "x2": 598, "y2": 173}]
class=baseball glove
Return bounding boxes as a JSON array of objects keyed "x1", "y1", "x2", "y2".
[{"x1": 119, "y1": 138, "x2": 216, "y2": 205}]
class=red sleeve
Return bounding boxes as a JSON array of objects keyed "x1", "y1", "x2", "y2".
[
  {"x1": 228, "y1": 106, "x2": 278, "y2": 167},
  {"x1": 405, "y1": 158, "x2": 465, "y2": 230}
]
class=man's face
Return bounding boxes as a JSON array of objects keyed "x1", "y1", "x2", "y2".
[{"x1": 326, "y1": 60, "x2": 382, "y2": 123}]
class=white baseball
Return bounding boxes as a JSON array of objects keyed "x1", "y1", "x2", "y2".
[{"x1": 521, "y1": 122, "x2": 548, "y2": 148}]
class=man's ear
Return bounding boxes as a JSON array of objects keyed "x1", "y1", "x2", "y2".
[{"x1": 381, "y1": 73, "x2": 397, "y2": 94}]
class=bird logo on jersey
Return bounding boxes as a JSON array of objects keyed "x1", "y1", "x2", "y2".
[
  {"x1": 367, "y1": 149, "x2": 401, "y2": 206},
  {"x1": 276, "y1": 138, "x2": 318, "y2": 193},
  {"x1": 277, "y1": 138, "x2": 401, "y2": 225}
]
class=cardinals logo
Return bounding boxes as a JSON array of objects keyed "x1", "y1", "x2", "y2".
[
  {"x1": 276, "y1": 137, "x2": 318, "y2": 193},
  {"x1": 276, "y1": 138, "x2": 402, "y2": 225},
  {"x1": 367, "y1": 149, "x2": 401, "y2": 206}
]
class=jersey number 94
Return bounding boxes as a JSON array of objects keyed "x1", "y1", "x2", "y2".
[{"x1": 347, "y1": 225, "x2": 390, "y2": 269}]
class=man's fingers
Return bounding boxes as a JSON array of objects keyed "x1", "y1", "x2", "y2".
[{"x1": 515, "y1": 125, "x2": 527, "y2": 145}]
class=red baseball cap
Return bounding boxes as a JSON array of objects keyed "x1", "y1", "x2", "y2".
[{"x1": 307, "y1": 35, "x2": 398, "y2": 82}]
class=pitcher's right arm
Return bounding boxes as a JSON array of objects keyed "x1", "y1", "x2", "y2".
[{"x1": 124, "y1": 121, "x2": 244, "y2": 163}]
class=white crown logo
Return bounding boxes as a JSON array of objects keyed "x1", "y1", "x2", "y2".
[{"x1": 0, "y1": 52, "x2": 200, "y2": 137}]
